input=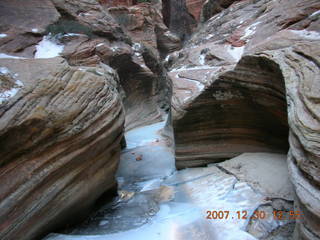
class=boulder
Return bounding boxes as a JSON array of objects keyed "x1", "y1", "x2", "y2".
[{"x1": 0, "y1": 57, "x2": 125, "y2": 240}]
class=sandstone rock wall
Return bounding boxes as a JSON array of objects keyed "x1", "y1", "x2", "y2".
[
  {"x1": 186, "y1": 0, "x2": 205, "y2": 21},
  {"x1": 162, "y1": 0, "x2": 197, "y2": 41},
  {"x1": 165, "y1": 0, "x2": 320, "y2": 238},
  {"x1": 0, "y1": 58, "x2": 125, "y2": 240}
]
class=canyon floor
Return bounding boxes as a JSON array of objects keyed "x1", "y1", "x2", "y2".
[{"x1": 44, "y1": 117, "x2": 294, "y2": 240}]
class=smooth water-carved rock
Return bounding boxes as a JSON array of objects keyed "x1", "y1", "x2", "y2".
[
  {"x1": 270, "y1": 43, "x2": 320, "y2": 240},
  {"x1": 167, "y1": 0, "x2": 320, "y2": 237},
  {"x1": 0, "y1": 57, "x2": 125, "y2": 240},
  {"x1": 171, "y1": 54, "x2": 289, "y2": 168}
]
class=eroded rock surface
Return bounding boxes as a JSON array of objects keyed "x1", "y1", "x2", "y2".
[
  {"x1": 0, "y1": 57, "x2": 125, "y2": 240},
  {"x1": 162, "y1": 0, "x2": 197, "y2": 41},
  {"x1": 166, "y1": 0, "x2": 320, "y2": 238},
  {"x1": 186, "y1": 0, "x2": 205, "y2": 21},
  {"x1": 0, "y1": 0, "x2": 60, "y2": 58}
]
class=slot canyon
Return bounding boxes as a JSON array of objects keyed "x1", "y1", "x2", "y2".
[{"x1": 0, "y1": 0, "x2": 319, "y2": 240}]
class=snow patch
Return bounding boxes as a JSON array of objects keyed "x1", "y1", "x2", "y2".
[
  {"x1": 199, "y1": 54, "x2": 206, "y2": 65},
  {"x1": 0, "y1": 53, "x2": 26, "y2": 59},
  {"x1": 184, "y1": 78, "x2": 205, "y2": 92},
  {"x1": 31, "y1": 28, "x2": 39, "y2": 33},
  {"x1": 226, "y1": 45, "x2": 244, "y2": 62},
  {"x1": 171, "y1": 65, "x2": 219, "y2": 72},
  {"x1": 0, "y1": 33, "x2": 7, "y2": 38},
  {"x1": 310, "y1": 10, "x2": 320, "y2": 17},
  {"x1": 96, "y1": 43, "x2": 105, "y2": 47},
  {"x1": 111, "y1": 46, "x2": 120, "y2": 52},
  {"x1": 290, "y1": 29, "x2": 320, "y2": 40},
  {"x1": 0, "y1": 67, "x2": 24, "y2": 104},
  {"x1": 64, "y1": 33, "x2": 82, "y2": 37},
  {"x1": 240, "y1": 21, "x2": 261, "y2": 40},
  {"x1": 0, "y1": 67, "x2": 9, "y2": 74},
  {"x1": 34, "y1": 35, "x2": 64, "y2": 59}
]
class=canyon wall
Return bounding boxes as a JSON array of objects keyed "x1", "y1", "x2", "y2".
[
  {"x1": 0, "y1": 57, "x2": 125, "y2": 240},
  {"x1": 166, "y1": 0, "x2": 320, "y2": 238}
]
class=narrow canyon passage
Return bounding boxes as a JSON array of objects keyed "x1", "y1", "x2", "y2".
[
  {"x1": 0, "y1": 1, "x2": 319, "y2": 240},
  {"x1": 44, "y1": 112, "x2": 293, "y2": 240}
]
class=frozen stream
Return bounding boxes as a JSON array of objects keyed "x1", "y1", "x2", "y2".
[{"x1": 45, "y1": 118, "x2": 290, "y2": 240}]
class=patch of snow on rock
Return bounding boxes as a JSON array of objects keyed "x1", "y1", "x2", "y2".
[
  {"x1": 310, "y1": 10, "x2": 320, "y2": 17},
  {"x1": 31, "y1": 28, "x2": 39, "y2": 33},
  {"x1": 0, "y1": 53, "x2": 26, "y2": 59},
  {"x1": 35, "y1": 35, "x2": 64, "y2": 59},
  {"x1": 0, "y1": 33, "x2": 7, "y2": 38},
  {"x1": 226, "y1": 45, "x2": 245, "y2": 62},
  {"x1": 241, "y1": 21, "x2": 261, "y2": 40},
  {"x1": 96, "y1": 43, "x2": 105, "y2": 47},
  {"x1": 290, "y1": 29, "x2": 320, "y2": 40},
  {"x1": 0, "y1": 67, "x2": 24, "y2": 104}
]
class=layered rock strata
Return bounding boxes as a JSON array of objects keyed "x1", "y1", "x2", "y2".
[
  {"x1": 0, "y1": 57, "x2": 125, "y2": 240},
  {"x1": 166, "y1": 0, "x2": 320, "y2": 238}
]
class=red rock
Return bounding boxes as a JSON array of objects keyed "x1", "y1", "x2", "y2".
[
  {"x1": 0, "y1": 58, "x2": 125, "y2": 240},
  {"x1": 186, "y1": 0, "x2": 205, "y2": 21}
]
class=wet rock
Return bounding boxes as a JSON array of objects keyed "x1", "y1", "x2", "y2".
[{"x1": 0, "y1": 57, "x2": 125, "y2": 240}]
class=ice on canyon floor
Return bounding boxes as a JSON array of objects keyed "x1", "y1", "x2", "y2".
[
  {"x1": 117, "y1": 118, "x2": 175, "y2": 182},
  {"x1": 124, "y1": 120, "x2": 167, "y2": 149},
  {"x1": 34, "y1": 35, "x2": 64, "y2": 58},
  {"x1": 43, "y1": 115, "x2": 291, "y2": 240}
]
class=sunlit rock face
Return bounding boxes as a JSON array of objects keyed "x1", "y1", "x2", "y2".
[
  {"x1": 0, "y1": 57, "x2": 125, "y2": 240},
  {"x1": 166, "y1": 0, "x2": 320, "y2": 238}
]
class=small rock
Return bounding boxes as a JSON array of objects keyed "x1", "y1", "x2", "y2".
[{"x1": 136, "y1": 155, "x2": 143, "y2": 161}]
